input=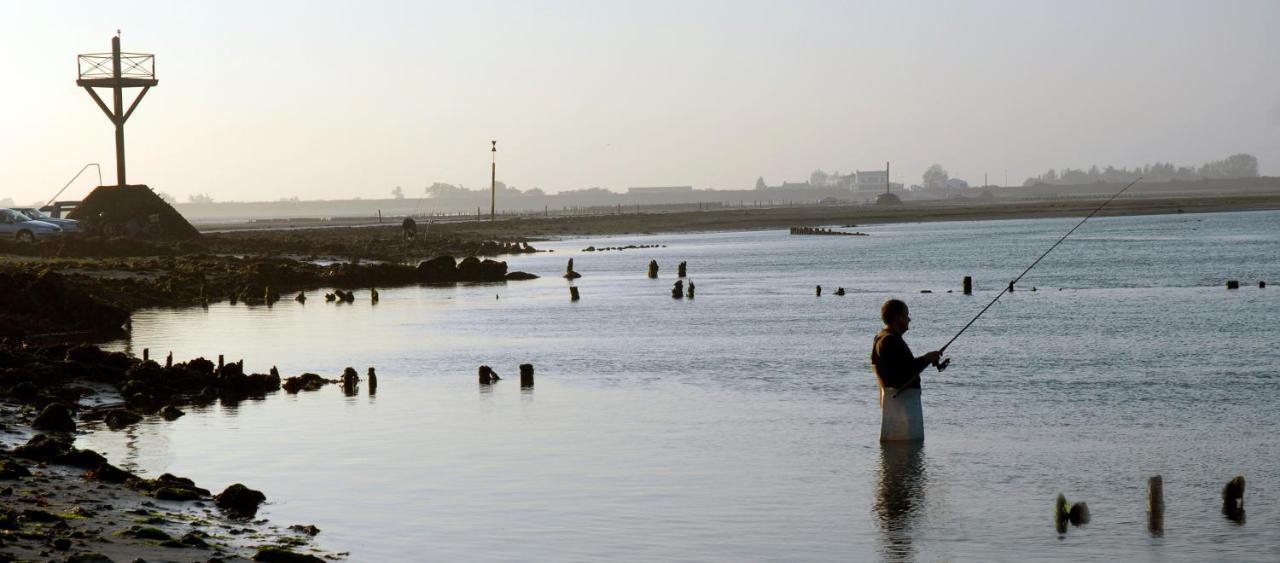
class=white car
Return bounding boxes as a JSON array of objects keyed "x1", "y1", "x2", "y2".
[
  {"x1": 0, "y1": 208, "x2": 63, "y2": 242},
  {"x1": 14, "y1": 207, "x2": 79, "y2": 232}
]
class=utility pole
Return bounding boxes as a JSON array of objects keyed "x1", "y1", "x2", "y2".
[
  {"x1": 490, "y1": 140, "x2": 497, "y2": 221},
  {"x1": 77, "y1": 33, "x2": 157, "y2": 187},
  {"x1": 885, "y1": 161, "x2": 890, "y2": 194}
]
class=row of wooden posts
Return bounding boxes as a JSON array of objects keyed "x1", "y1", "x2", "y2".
[
  {"x1": 1057, "y1": 475, "x2": 1247, "y2": 535},
  {"x1": 478, "y1": 363, "x2": 535, "y2": 387},
  {"x1": 567, "y1": 259, "x2": 692, "y2": 301}
]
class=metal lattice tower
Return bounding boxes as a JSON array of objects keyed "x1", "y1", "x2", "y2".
[{"x1": 76, "y1": 35, "x2": 157, "y2": 187}]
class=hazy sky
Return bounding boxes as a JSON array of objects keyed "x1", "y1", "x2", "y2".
[{"x1": 2, "y1": 0, "x2": 1277, "y2": 203}]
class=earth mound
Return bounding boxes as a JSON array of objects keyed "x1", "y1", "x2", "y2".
[{"x1": 68, "y1": 185, "x2": 200, "y2": 239}]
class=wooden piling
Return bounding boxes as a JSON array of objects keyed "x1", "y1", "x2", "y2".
[
  {"x1": 648, "y1": 260, "x2": 659, "y2": 279},
  {"x1": 165, "y1": 351, "x2": 172, "y2": 368},
  {"x1": 1226, "y1": 280, "x2": 1240, "y2": 289},
  {"x1": 963, "y1": 276, "x2": 972, "y2": 295},
  {"x1": 520, "y1": 364, "x2": 534, "y2": 387},
  {"x1": 816, "y1": 285, "x2": 822, "y2": 296},
  {"x1": 678, "y1": 261, "x2": 687, "y2": 278},
  {"x1": 217, "y1": 355, "x2": 224, "y2": 372},
  {"x1": 368, "y1": 367, "x2": 378, "y2": 394},
  {"x1": 1260, "y1": 281, "x2": 1266, "y2": 288},
  {"x1": 1148, "y1": 475, "x2": 1164, "y2": 537},
  {"x1": 1223, "y1": 476, "x2": 1245, "y2": 522},
  {"x1": 569, "y1": 286, "x2": 580, "y2": 301},
  {"x1": 142, "y1": 348, "x2": 149, "y2": 362},
  {"x1": 1008, "y1": 281, "x2": 1015, "y2": 292}
]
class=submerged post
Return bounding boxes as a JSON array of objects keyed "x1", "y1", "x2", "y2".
[
  {"x1": 963, "y1": 276, "x2": 972, "y2": 295},
  {"x1": 520, "y1": 364, "x2": 534, "y2": 387},
  {"x1": 1148, "y1": 475, "x2": 1164, "y2": 537},
  {"x1": 569, "y1": 286, "x2": 580, "y2": 301}
]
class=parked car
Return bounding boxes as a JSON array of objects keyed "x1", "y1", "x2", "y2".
[
  {"x1": 13, "y1": 207, "x2": 80, "y2": 232},
  {"x1": 0, "y1": 208, "x2": 63, "y2": 242}
]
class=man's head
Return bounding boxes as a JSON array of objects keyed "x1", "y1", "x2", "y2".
[{"x1": 881, "y1": 299, "x2": 910, "y2": 333}]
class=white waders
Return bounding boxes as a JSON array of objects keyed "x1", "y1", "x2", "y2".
[{"x1": 879, "y1": 385, "x2": 924, "y2": 442}]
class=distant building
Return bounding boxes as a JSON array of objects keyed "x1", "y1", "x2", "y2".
[
  {"x1": 627, "y1": 186, "x2": 694, "y2": 195},
  {"x1": 854, "y1": 170, "x2": 902, "y2": 192}
]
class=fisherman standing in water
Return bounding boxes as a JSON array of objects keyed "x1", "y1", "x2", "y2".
[{"x1": 871, "y1": 299, "x2": 943, "y2": 442}]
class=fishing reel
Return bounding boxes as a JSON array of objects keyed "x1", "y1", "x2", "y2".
[{"x1": 934, "y1": 357, "x2": 951, "y2": 372}]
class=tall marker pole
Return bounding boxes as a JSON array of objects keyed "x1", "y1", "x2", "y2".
[{"x1": 490, "y1": 140, "x2": 497, "y2": 221}]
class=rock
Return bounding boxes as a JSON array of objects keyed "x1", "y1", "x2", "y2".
[
  {"x1": 130, "y1": 473, "x2": 210, "y2": 501},
  {"x1": 158, "y1": 405, "x2": 185, "y2": 421},
  {"x1": 85, "y1": 462, "x2": 135, "y2": 484},
  {"x1": 288, "y1": 524, "x2": 321, "y2": 536},
  {"x1": 834, "y1": 287, "x2": 846, "y2": 296},
  {"x1": 63, "y1": 553, "x2": 114, "y2": 563},
  {"x1": 519, "y1": 364, "x2": 534, "y2": 387},
  {"x1": 32, "y1": 403, "x2": 77, "y2": 432},
  {"x1": 816, "y1": 285, "x2": 822, "y2": 296},
  {"x1": 671, "y1": 279, "x2": 684, "y2": 299},
  {"x1": 0, "y1": 459, "x2": 30, "y2": 480},
  {"x1": 417, "y1": 256, "x2": 459, "y2": 282},
  {"x1": 215, "y1": 483, "x2": 267, "y2": 518},
  {"x1": 686, "y1": 280, "x2": 695, "y2": 298},
  {"x1": 282, "y1": 373, "x2": 329, "y2": 394},
  {"x1": 295, "y1": 291, "x2": 306, "y2": 303},
  {"x1": 505, "y1": 271, "x2": 538, "y2": 281},
  {"x1": 478, "y1": 365, "x2": 500, "y2": 384},
  {"x1": 125, "y1": 526, "x2": 172, "y2": 541},
  {"x1": 59, "y1": 448, "x2": 106, "y2": 469},
  {"x1": 14, "y1": 434, "x2": 70, "y2": 461},
  {"x1": 252, "y1": 547, "x2": 326, "y2": 563},
  {"x1": 1225, "y1": 279, "x2": 1240, "y2": 289},
  {"x1": 105, "y1": 409, "x2": 144, "y2": 430},
  {"x1": 20, "y1": 508, "x2": 62, "y2": 522}
]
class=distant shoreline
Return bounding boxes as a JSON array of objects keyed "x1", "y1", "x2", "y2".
[{"x1": 400, "y1": 192, "x2": 1280, "y2": 241}]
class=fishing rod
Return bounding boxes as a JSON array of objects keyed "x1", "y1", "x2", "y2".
[{"x1": 893, "y1": 177, "x2": 1142, "y2": 398}]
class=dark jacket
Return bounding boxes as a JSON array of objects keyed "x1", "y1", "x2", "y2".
[{"x1": 871, "y1": 328, "x2": 931, "y2": 389}]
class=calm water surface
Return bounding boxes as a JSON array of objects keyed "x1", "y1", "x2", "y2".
[{"x1": 90, "y1": 210, "x2": 1280, "y2": 562}]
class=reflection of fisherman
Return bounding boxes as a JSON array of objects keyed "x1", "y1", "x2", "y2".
[
  {"x1": 874, "y1": 441, "x2": 927, "y2": 559},
  {"x1": 871, "y1": 299, "x2": 942, "y2": 442}
]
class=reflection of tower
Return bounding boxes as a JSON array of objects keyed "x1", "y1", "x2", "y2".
[
  {"x1": 490, "y1": 140, "x2": 497, "y2": 221},
  {"x1": 874, "y1": 441, "x2": 927, "y2": 561},
  {"x1": 77, "y1": 34, "x2": 158, "y2": 187}
]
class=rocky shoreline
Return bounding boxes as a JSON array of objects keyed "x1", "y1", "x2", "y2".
[{"x1": 0, "y1": 341, "x2": 355, "y2": 562}]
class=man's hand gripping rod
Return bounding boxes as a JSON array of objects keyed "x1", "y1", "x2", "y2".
[{"x1": 892, "y1": 177, "x2": 1142, "y2": 398}]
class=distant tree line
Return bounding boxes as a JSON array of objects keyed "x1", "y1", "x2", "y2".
[{"x1": 1023, "y1": 153, "x2": 1259, "y2": 186}]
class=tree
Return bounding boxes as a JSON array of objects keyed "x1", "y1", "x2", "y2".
[
  {"x1": 809, "y1": 169, "x2": 830, "y2": 187},
  {"x1": 755, "y1": 176, "x2": 767, "y2": 190},
  {"x1": 922, "y1": 164, "x2": 949, "y2": 189},
  {"x1": 392, "y1": 186, "x2": 405, "y2": 199},
  {"x1": 188, "y1": 193, "x2": 214, "y2": 204}
]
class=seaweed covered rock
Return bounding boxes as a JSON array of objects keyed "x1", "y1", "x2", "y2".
[
  {"x1": 85, "y1": 461, "x2": 135, "y2": 484},
  {"x1": 0, "y1": 459, "x2": 31, "y2": 480},
  {"x1": 130, "y1": 472, "x2": 211, "y2": 501},
  {"x1": 216, "y1": 483, "x2": 267, "y2": 518},
  {"x1": 0, "y1": 271, "x2": 130, "y2": 339},
  {"x1": 13, "y1": 434, "x2": 105, "y2": 468},
  {"x1": 253, "y1": 547, "x2": 326, "y2": 563},
  {"x1": 282, "y1": 373, "x2": 330, "y2": 394},
  {"x1": 31, "y1": 403, "x2": 76, "y2": 432},
  {"x1": 68, "y1": 184, "x2": 200, "y2": 239},
  {"x1": 417, "y1": 256, "x2": 459, "y2": 282}
]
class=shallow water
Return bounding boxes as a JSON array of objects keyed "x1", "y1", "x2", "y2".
[{"x1": 90, "y1": 210, "x2": 1280, "y2": 561}]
